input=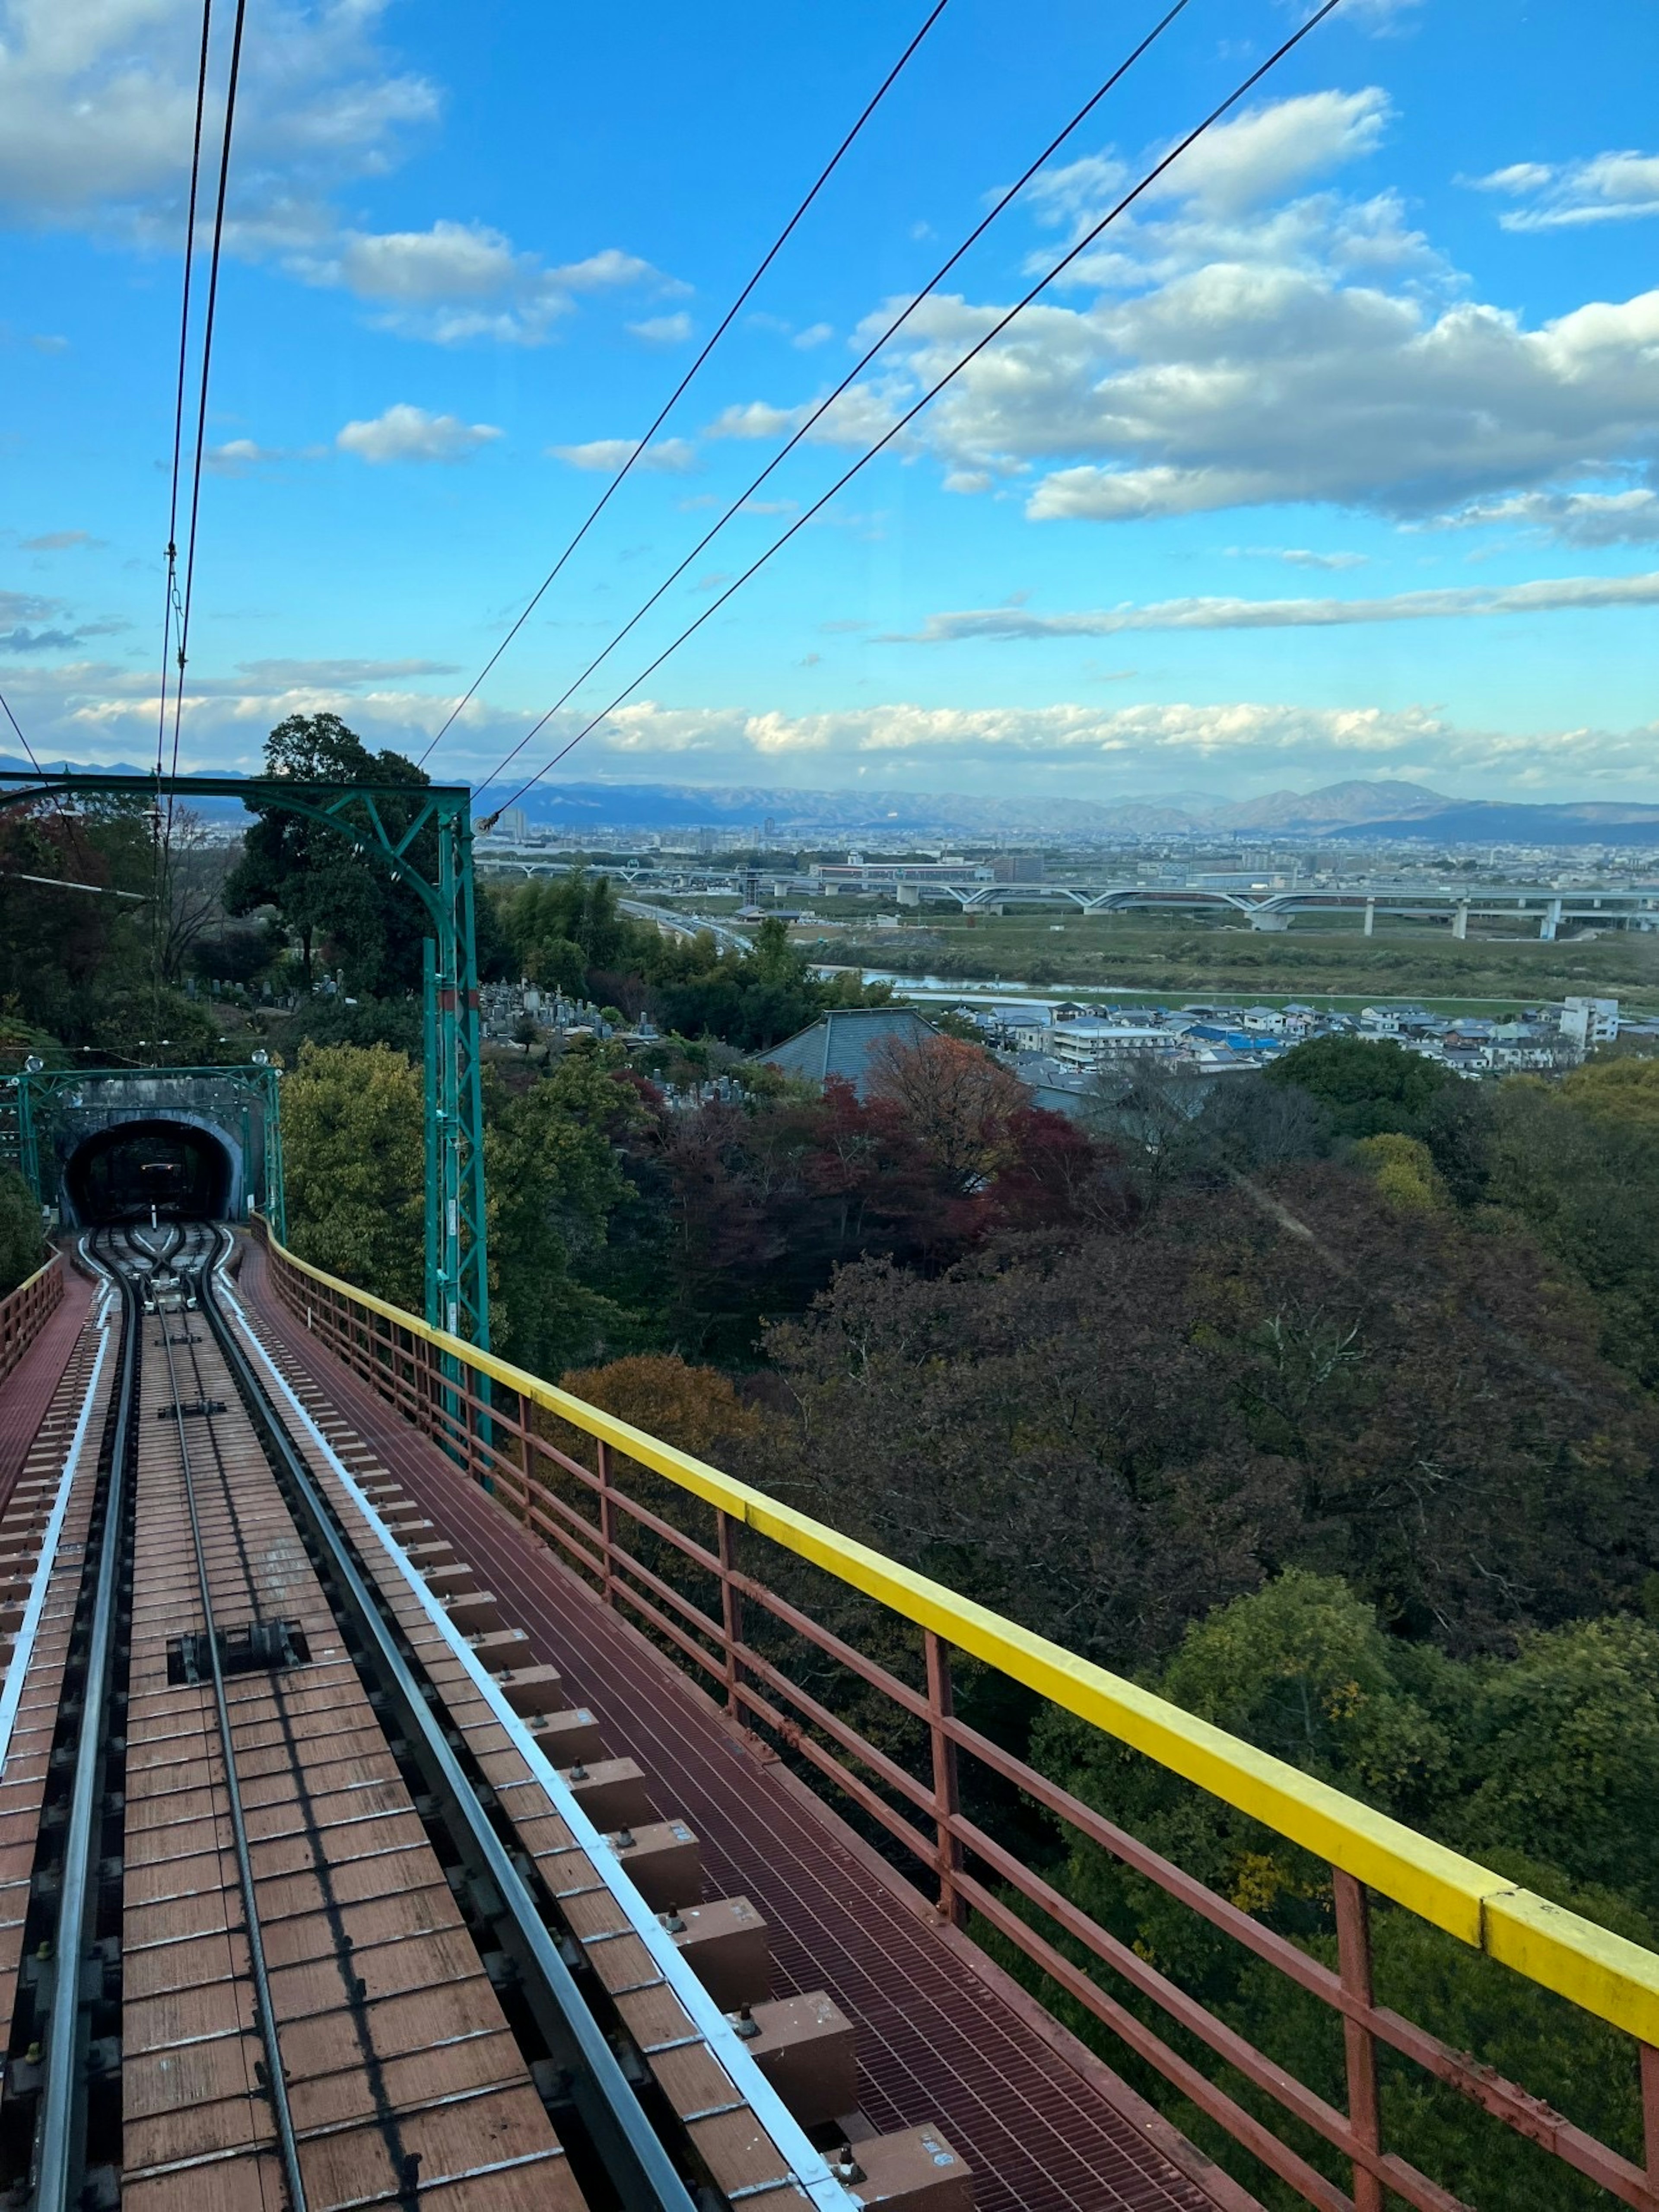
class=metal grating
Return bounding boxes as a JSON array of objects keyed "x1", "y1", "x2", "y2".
[{"x1": 242, "y1": 1251, "x2": 1229, "y2": 2212}]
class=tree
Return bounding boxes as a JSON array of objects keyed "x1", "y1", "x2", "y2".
[
  {"x1": 757, "y1": 1166, "x2": 1659, "y2": 1662},
  {"x1": 224, "y1": 716, "x2": 438, "y2": 993},
  {"x1": 1484, "y1": 1076, "x2": 1659, "y2": 1388},
  {"x1": 279, "y1": 1041, "x2": 424, "y2": 1309},
  {"x1": 554, "y1": 1352, "x2": 760, "y2": 1470},
  {"x1": 0, "y1": 798, "x2": 153, "y2": 1045},
  {"x1": 1351, "y1": 1131, "x2": 1446, "y2": 1211},
  {"x1": 1559, "y1": 1055, "x2": 1659, "y2": 1134},
  {"x1": 0, "y1": 1167, "x2": 44, "y2": 1297},
  {"x1": 485, "y1": 1053, "x2": 646, "y2": 1372},
  {"x1": 1264, "y1": 1035, "x2": 1459, "y2": 1140},
  {"x1": 865, "y1": 1031, "x2": 1028, "y2": 1194},
  {"x1": 1029, "y1": 1576, "x2": 1656, "y2": 2212},
  {"x1": 156, "y1": 807, "x2": 235, "y2": 981}
]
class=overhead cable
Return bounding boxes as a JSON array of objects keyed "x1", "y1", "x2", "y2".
[
  {"x1": 483, "y1": 0, "x2": 1347, "y2": 822},
  {"x1": 0, "y1": 687, "x2": 45, "y2": 780},
  {"x1": 416, "y1": 0, "x2": 955, "y2": 767},
  {"x1": 165, "y1": 0, "x2": 250, "y2": 788},
  {"x1": 474, "y1": 0, "x2": 1195, "y2": 800},
  {"x1": 155, "y1": 0, "x2": 216, "y2": 783}
]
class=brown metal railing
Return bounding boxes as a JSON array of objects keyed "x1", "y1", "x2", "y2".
[
  {"x1": 0, "y1": 1250, "x2": 62, "y2": 1388},
  {"x1": 260, "y1": 1226, "x2": 1659, "y2": 2212}
]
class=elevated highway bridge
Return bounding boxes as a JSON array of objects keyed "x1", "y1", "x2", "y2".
[
  {"x1": 937, "y1": 881, "x2": 1659, "y2": 939},
  {"x1": 0, "y1": 1221, "x2": 1656, "y2": 2212}
]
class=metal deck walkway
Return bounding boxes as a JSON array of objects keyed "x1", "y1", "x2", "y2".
[{"x1": 238, "y1": 1241, "x2": 1236, "y2": 2212}]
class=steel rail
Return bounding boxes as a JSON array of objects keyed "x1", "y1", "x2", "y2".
[
  {"x1": 0, "y1": 1282, "x2": 114, "y2": 1784},
  {"x1": 196, "y1": 1231, "x2": 701, "y2": 2212},
  {"x1": 32, "y1": 1234, "x2": 137, "y2": 2211},
  {"x1": 152, "y1": 1227, "x2": 310, "y2": 2212}
]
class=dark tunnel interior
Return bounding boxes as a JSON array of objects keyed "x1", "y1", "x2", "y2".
[{"x1": 66, "y1": 1119, "x2": 234, "y2": 1225}]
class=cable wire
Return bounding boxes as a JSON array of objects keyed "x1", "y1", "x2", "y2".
[
  {"x1": 484, "y1": 0, "x2": 1346, "y2": 823},
  {"x1": 416, "y1": 0, "x2": 955, "y2": 766},
  {"x1": 155, "y1": 0, "x2": 216, "y2": 783},
  {"x1": 474, "y1": 0, "x2": 1195, "y2": 800},
  {"x1": 166, "y1": 0, "x2": 249, "y2": 789},
  {"x1": 0, "y1": 687, "x2": 44, "y2": 780},
  {"x1": 148, "y1": 0, "x2": 246, "y2": 1047}
]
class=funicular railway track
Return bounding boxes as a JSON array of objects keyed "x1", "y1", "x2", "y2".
[{"x1": 0, "y1": 1227, "x2": 895, "y2": 2212}]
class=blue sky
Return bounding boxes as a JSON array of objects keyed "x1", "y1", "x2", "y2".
[{"x1": 3, "y1": 0, "x2": 1658, "y2": 803}]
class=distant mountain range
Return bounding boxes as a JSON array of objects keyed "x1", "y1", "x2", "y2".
[
  {"x1": 8, "y1": 755, "x2": 1659, "y2": 844},
  {"x1": 475, "y1": 775, "x2": 1461, "y2": 837},
  {"x1": 1330, "y1": 800, "x2": 1659, "y2": 847}
]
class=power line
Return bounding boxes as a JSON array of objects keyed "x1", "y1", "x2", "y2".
[
  {"x1": 416, "y1": 0, "x2": 955, "y2": 767},
  {"x1": 474, "y1": 0, "x2": 1195, "y2": 800},
  {"x1": 485, "y1": 0, "x2": 1347, "y2": 824},
  {"x1": 165, "y1": 0, "x2": 249, "y2": 787},
  {"x1": 155, "y1": 0, "x2": 216, "y2": 783},
  {"x1": 0, "y1": 686, "x2": 45, "y2": 781}
]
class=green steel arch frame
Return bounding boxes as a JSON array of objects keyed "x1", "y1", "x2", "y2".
[
  {"x1": 13, "y1": 1062, "x2": 285, "y2": 1234},
  {"x1": 0, "y1": 768, "x2": 489, "y2": 1350}
]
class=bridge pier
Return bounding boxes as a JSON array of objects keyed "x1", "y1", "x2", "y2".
[
  {"x1": 1541, "y1": 898, "x2": 1562, "y2": 942},
  {"x1": 1452, "y1": 901, "x2": 1469, "y2": 941}
]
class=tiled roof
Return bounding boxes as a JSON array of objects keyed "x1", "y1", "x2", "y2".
[{"x1": 757, "y1": 1006, "x2": 937, "y2": 1095}]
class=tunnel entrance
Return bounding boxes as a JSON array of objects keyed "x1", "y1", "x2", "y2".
[{"x1": 65, "y1": 1118, "x2": 235, "y2": 1225}]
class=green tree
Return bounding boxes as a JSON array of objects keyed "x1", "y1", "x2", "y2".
[
  {"x1": 1030, "y1": 1576, "x2": 1656, "y2": 2211},
  {"x1": 226, "y1": 716, "x2": 438, "y2": 993},
  {"x1": 1350, "y1": 1131, "x2": 1446, "y2": 1211},
  {"x1": 485, "y1": 1053, "x2": 647, "y2": 1372},
  {"x1": 0, "y1": 1166, "x2": 44, "y2": 1297},
  {"x1": 1264, "y1": 1035, "x2": 1459, "y2": 1140},
  {"x1": 1558, "y1": 1055, "x2": 1659, "y2": 1134},
  {"x1": 279, "y1": 1041, "x2": 423, "y2": 1309},
  {"x1": 1484, "y1": 1076, "x2": 1659, "y2": 1388}
]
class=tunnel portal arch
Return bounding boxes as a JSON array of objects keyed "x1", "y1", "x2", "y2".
[{"x1": 61, "y1": 1113, "x2": 242, "y2": 1226}]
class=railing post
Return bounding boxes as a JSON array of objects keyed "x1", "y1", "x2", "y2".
[
  {"x1": 1334, "y1": 1868, "x2": 1384, "y2": 2212},
  {"x1": 716, "y1": 1510, "x2": 744, "y2": 1719},
  {"x1": 596, "y1": 1441, "x2": 618, "y2": 1609},
  {"x1": 1643, "y1": 2042, "x2": 1659, "y2": 2187},
  {"x1": 925, "y1": 1631, "x2": 966, "y2": 1928}
]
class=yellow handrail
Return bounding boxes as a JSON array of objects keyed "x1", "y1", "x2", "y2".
[
  {"x1": 3, "y1": 1249, "x2": 60, "y2": 1305},
  {"x1": 263, "y1": 1227, "x2": 1659, "y2": 2048}
]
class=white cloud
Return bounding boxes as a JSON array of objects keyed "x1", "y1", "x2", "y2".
[
  {"x1": 277, "y1": 218, "x2": 677, "y2": 344},
  {"x1": 8, "y1": 660, "x2": 1659, "y2": 799},
  {"x1": 547, "y1": 436, "x2": 698, "y2": 473},
  {"x1": 629, "y1": 311, "x2": 693, "y2": 344},
  {"x1": 1438, "y1": 489, "x2": 1659, "y2": 547},
  {"x1": 1473, "y1": 150, "x2": 1659, "y2": 231},
  {"x1": 332, "y1": 219, "x2": 522, "y2": 301},
  {"x1": 336, "y1": 404, "x2": 501, "y2": 464},
  {"x1": 204, "y1": 435, "x2": 331, "y2": 473},
  {"x1": 898, "y1": 570, "x2": 1659, "y2": 643},
  {"x1": 1228, "y1": 546, "x2": 1369, "y2": 570},
  {"x1": 552, "y1": 248, "x2": 671, "y2": 291},
  {"x1": 707, "y1": 400, "x2": 808, "y2": 439},
  {"x1": 1143, "y1": 89, "x2": 1391, "y2": 218},
  {"x1": 0, "y1": 0, "x2": 436, "y2": 222},
  {"x1": 699, "y1": 89, "x2": 1659, "y2": 529},
  {"x1": 236, "y1": 657, "x2": 458, "y2": 687},
  {"x1": 793, "y1": 322, "x2": 833, "y2": 349},
  {"x1": 0, "y1": 5, "x2": 683, "y2": 347},
  {"x1": 18, "y1": 529, "x2": 102, "y2": 551}
]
